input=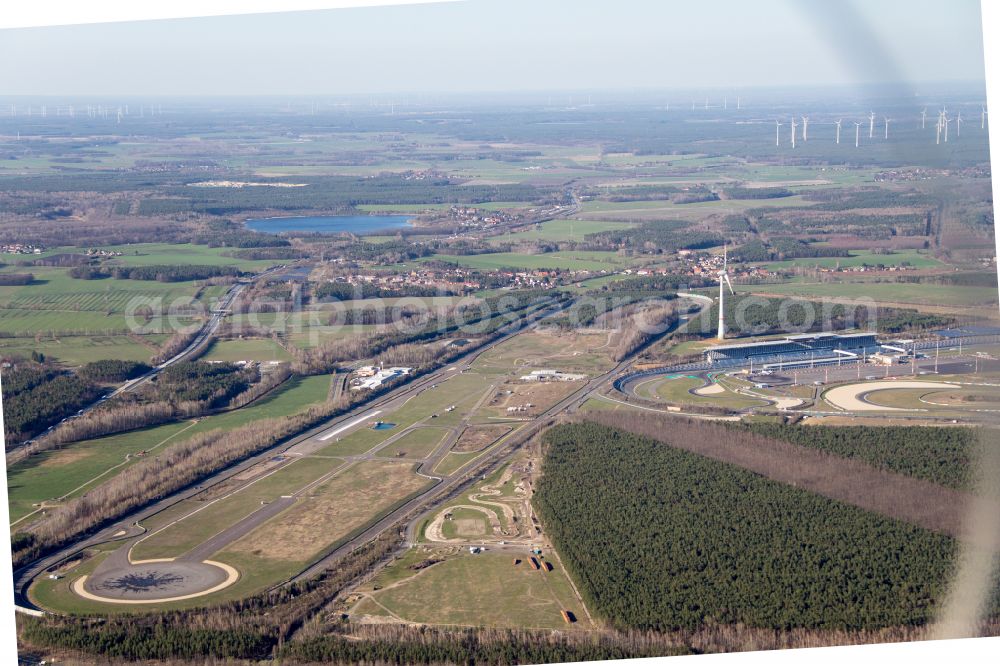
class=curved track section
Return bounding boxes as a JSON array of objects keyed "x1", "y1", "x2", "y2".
[{"x1": 72, "y1": 549, "x2": 238, "y2": 604}]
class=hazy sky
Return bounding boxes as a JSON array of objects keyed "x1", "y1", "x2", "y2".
[{"x1": 0, "y1": 0, "x2": 987, "y2": 96}]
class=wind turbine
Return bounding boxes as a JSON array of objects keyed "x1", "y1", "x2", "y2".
[
  {"x1": 983, "y1": 104, "x2": 988, "y2": 129},
  {"x1": 717, "y1": 245, "x2": 735, "y2": 341},
  {"x1": 790, "y1": 117, "x2": 798, "y2": 149},
  {"x1": 868, "y1": 111, "x2": 875, "y2": 139},
  {"x1": 956, "y1": 111, "x2": 962, "y2": 138},
  {"x1": 936, "y1": 117, "x2": 942, "y2": 144},
  {"x1": 854, "y1": 121, "x2": 861, "y2": 148},
  {"x1": 943, "y1": 114, "x2": 951, "y2": 142},
  {"x1": 921, "y1": 108, "x2": 927, "y2": 129},
  {"x1": 835, "y1": 119, "x2": 842, "y2": 144},
  {"x1": 801, "y1": 116, "x2": 809, "y2": 141},
  {"x1": 884, "y1": 117, "x2": 890, "y2": 140},
  {"x1": 775, "y1": 119, "x2": 782, "y2": 146}
]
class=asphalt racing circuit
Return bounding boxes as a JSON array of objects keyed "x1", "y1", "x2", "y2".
[{"x1": 615, "y1": 346, "x2": 1000, "y2": 417}]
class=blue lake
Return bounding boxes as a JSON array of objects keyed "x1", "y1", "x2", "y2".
[
  {"x1": 245, "y1": 214, "x2": 413, "y2": 235},
  {"x1": 372, "y1": 422, "x2": 397, "y2": 431}
]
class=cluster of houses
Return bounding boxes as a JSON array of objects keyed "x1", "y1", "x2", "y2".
[
  {"x1": 440, "y1": 206, "x2": 522, "y2": 229},
  {"x1": 819, "y1": 263, "x2": 917, "y2": 274},
  {"x1": 0, "y1": 243, "x2": 42, "y2": 255},
  {"x1": 672, "y1": 251, "x2": 774, "y2": 281},
  {"x1": 325, "y1": 269, "x2": 472, "y2": 294},
  {"x1": 85, "y1": 248, "x2": 123, "y2": 258}
]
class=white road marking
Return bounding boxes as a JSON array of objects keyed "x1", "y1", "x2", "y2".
[{"x1": 318, "y1": 410, "x2": 382, "y2": 441}]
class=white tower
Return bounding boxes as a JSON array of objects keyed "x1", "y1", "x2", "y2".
[
  {"x1": 801, "y1": 116, "x2": 809, "y2": 141},
  {"x1": 855, "y1": 122, "x2": 861, "y2": 147},
  {"x1": 884, "y1": 117, "x2": 890, "y2": 140},
  {"x1": 835, "y1": 119, "x2": 842, "y2": 144},
  {"x1": 790, "y1": 117, "x2": 797, "y2": 149},
  {"x1": 921, "y1": 108, "x2": 927, "y2": 129},
  {"x1": 717, "y1": 246, "x2": 735, "y2": 340},
  {"x1": 775, "y1": 119, "x2": 782, "y2": 146},
  {"x1": 868, "y1": 111, "x2": 875, "y2": 138}
]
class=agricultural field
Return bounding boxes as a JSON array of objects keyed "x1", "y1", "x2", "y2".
[
  {"x1": 488, "y1": 219, "x2": 635, "y2": 244},
  {"x1": 0, "y1": 333, "x2": 166, "y2": 367},
  {"x1": 759, "y1": 249, "x2": 944, "y2": 271},
  {"x1": 202, "y1": 338, "x2": 293, "y2": 363},
  {"x1": 577, "y1": 195, "x2": 814, "y2": 221},
  {"x1": 0, "y1": 265, "x2": 211, "y2": 336},
  {"x1": 93, "y1": 243, "x2": 282, "y2": 271},
  {"x1": 737, "y1": 281, "x2": 999, "y2": 309}
]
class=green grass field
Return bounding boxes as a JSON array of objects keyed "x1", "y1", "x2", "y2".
[
  {"x1": 0, "y1": 265, "x2": 209, "y2": 334},
  {"x1": 433, "y1": 450, "x2": 485, "y2": 476},
  {"x1": 0, "y1": 333, "x2": 165, "y2": 367},
  {"x1": 738, "y1": 281, "x2": 999, "y2": 307},
  {"x1": 202, "y1": 338, "x2": 292, "y2": 363},
  {"x1": 577, "y1": 195, "x2": 813, "y2": 221},
  {"x1": 7, "y1": 374, "x2": 333, "y2": 524},
  {"x1": 489, "y1": 219, "x2": 634, "y2": 244},
  {"x1": 356, "y1": 550, "x2": 588, "y2": 629},
  {"x1": 379, "y1": 426, "x2": 449, "y2": 459},
  {"x1": 92, "y1": 243, "x2": 280, "y2": 271},
  {"x1": 760, "y1": 250, "x2": 944, "y2": 271},
  {"x1": 633, "y1": 375, "x2": 768, "y2": 410}
]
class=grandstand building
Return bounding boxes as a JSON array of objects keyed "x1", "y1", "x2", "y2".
[{"x1": 704, "y1": 332, "x2": 879, "y2": 365}]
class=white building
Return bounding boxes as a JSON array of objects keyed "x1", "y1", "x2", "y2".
[
  {"x1": 352, "y1": 366, "x2": 413, "y2": 391},
  {"x1": 519, "y1": 369, "x2": 587, "y2": 382}
]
